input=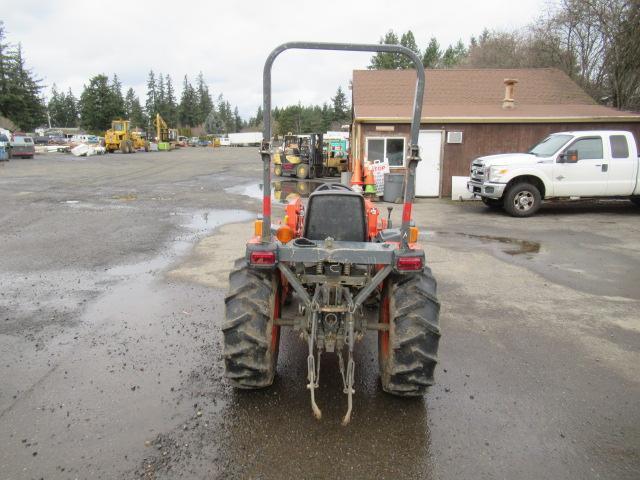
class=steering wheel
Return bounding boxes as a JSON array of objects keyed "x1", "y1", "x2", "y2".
[{"x1": 315, "y1": 183, "x2": 354, "y2": 192}]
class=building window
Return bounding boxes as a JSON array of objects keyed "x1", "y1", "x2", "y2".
[{"x1": 366, "y1": 137, "x2": 405, "y2": 167}]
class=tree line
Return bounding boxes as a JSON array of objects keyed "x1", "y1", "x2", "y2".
[
  {"x1": 243, "y1": 86, "x2": 351, "y2": 136},
  {"x1": 53, "y1": 71, "x2": 244, "y2": 135},
  {"x1": 368, "y1": 0, "x2": 640, "y2": 111}
]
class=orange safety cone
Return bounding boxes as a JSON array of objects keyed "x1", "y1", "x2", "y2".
[
  {"x1": 350, "y1": 157, "x2": 364, "y2": 189},
  {"x1": 364, "y1": 161, "x2": 377, "y2": 195}
]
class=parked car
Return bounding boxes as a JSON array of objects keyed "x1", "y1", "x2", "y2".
[
  {"x1": 48, "y1": 135, "x2": 67, "y2": 145},
  {"x1": 0, "y1": 133, "x2": 9, "y2": 161},
  {"x1": 467, "y1": 130, "x2": 640, "y2": 216},
  {"x1": 71, "y1": 134, "x2": 99, "y2": 144},
  {"x1": 188, "y1": 136, "x2": 199, "y2": 147},
  {"x1": 9, "y1": 135, "x2": 36, "y2": 159},
  {"x1": 197, "y1": 139, "x2": 211, "y2": 147}
]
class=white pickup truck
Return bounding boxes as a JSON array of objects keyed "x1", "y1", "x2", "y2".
[{"x1": 467, "y1": 130, "x2": 640, "y2": 216}]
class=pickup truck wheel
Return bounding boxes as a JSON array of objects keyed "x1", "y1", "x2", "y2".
[
  {"x1": 504, "y1": 182, "x2": 541, "y2": 217},
  {"x1": 630, "y1": 197, "x2": 640, "y2": 207},
  {"x1": 481, "y1": 197, "x2": 503, "y2": 209}
]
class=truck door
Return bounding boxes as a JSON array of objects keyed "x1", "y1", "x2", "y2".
[
  {"x1": 553, "y1": 136, "x2": 607, "y2": 197},
  {"x1": 605, "y1": 134, "x2": 637, "y2": 196}
]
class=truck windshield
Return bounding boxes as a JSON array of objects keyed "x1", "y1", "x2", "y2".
[{"x1": 527, "y1": 134, "x2": 572, "y2": 157}]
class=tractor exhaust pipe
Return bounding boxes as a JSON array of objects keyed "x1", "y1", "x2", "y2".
[{"x1": 260, "y1": 42, "x2": 425, "y2": 248}]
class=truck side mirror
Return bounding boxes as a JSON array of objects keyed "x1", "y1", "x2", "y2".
[{"x1": 559, "y1": 149, "x2": 578, "y2": 163}]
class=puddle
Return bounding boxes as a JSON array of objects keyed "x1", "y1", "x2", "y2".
[
  {"x1": 225, "y1": 179, "x2": 336, "y2": 203},
  {"x1": 107, "y1": 208, "x2": 253, "y2": 276},
  {"x1": 426, "y1": 231, "x2": 541, "y2": 256}
]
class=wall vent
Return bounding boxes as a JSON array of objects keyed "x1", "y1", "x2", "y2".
[{"x1": 447, "y1": 131, "x2": 463, "y2": 144}]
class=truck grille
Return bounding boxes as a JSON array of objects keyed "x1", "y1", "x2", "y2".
[{"x1": 470, "y1": 162, "x2": 485, "y2": 182}]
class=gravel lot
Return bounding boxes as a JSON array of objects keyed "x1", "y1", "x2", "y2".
[{"x1": 0, "y1": 147, "x2": 638, "y2": 479}]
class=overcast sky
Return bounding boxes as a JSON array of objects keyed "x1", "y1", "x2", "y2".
[{"x1": 3, "y1": 0, "x2": 547, "y2": 119}]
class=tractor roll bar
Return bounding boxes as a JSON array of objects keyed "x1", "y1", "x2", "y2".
[{"x1": 260, "y1": 42, "x2": 425, "y2": 248}]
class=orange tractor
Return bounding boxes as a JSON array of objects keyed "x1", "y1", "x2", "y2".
[{"x1": 223, "y1": 42, "x2": 440, "y2": 424}]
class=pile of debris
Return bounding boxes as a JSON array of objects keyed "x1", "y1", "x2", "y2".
[{"x1": 70, "y1": 143, "x2": 106, "y2": 157}]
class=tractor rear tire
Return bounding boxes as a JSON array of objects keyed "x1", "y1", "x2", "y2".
[
  {"x1": 274, "y1": 164, "x2": 283, "y2": 177},
  {"x1": 144, "y1": 141, "x2": 150, "y2": 152},
  {"x1": 223, "y1": 258, "x2": 281, "y2": 389},
  {"x1": 120, "y1": 141, "x2": 128, "y2": 154},
  {"x1": 296, "y1": 164, "x2": 308, "y2": 179},
  {"x1": 379, "y1": 268, "x2": 441, "y2": 396}
]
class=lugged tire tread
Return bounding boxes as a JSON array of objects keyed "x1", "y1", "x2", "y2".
[
  {"x1": 379, "y1": 267, "x2": 441, "y2": 396},
  {"x1": 223, "y1": 258, "x2": 278, "y2": 389}
]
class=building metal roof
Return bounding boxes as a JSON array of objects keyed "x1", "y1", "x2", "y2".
[{"x1": 352, "y1": 68, "x2": 640, "y2": 123}]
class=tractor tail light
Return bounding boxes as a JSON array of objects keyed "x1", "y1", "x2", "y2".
[
  {"x1": 396, "y1": 256, "x2": 423, "y2": 271},
  {"x1": 276, "y1": 225, "x2": 294, "y2": 244},
  {"x1": 250, "y1": 251, "x2": 276, "y2": 265}
]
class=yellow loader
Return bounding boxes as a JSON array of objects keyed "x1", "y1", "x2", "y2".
[{"x1": 105, "y1": 120, "x2": 149, "y2": 153}]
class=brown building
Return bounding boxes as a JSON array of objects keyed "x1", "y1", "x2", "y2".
[{"x1": 351, "y1": 68, "x2": 640, "y2": 197}]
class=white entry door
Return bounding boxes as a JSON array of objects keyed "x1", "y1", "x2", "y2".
[{"x1": 415, "y1": 130, "x2": 443, "y2": 197}]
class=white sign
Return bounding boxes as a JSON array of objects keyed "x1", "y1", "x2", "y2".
[{"x1": 371, "y1": 159, "x2": 390, "y2": 195}]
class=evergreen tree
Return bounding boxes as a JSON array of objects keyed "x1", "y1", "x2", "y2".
[
  {"x1": 165, "y1": 74, "x2": 177, "y2": 126},
  {"x1": 49, "y1": 85, "x2": 78, "y2": 127},
  {"x1": 196, "y1": 72, "x2": 213, "y2": 125},
  {"x1": 0, "y1": 41, "x2": 46, "y2": 131},
  {"x1": 0, "y1": 22, "x2": 14, "y2": 119},
  {"x1": 422, "y1": 37, "x2": 442, "y2": 68},
  {"x1": 178, "y1": 75, "x2": 198, "y2": 127},
  {"x1": 12, "y1": 44, "x2": 46, "y2": 130},
  {"x1": 110, "y1": 74, "x2": 125, "y2": 118},
  {"x1": 48, "y1": 84, "x2": 65, "y2": 127},
  {"x1": 233, "y1": 106, "x2": 242, "y2": 132},
  {"x1": 79, "y1": 74, "x2": 119, "y2": 132},
  {"x1": 123, "y1": 88, "x2": 146, "y2": 128},
  {"x1": 124, "y1": 87, "x2": 134, "y2": 119},
  {"x1": 248, "y1": 105, "x2": 263, "y2": 128},
  {"x1": 441, "y1": 40, "x2": 467, "y2": 67},
  {"x1": 63, "y1": 88, "x2": 78, "y2": 127},
  {"x1": 331, "y1": 86, "x2": 349, "y2": 124},
  {"x1": 204, "y1": 107, "x2": 224, "y2": 134},
  {"x1": 399, "y1": 30, "x2": 420, "y2": 68},
  {"x1": 368, "y1": 30, "x2": 401, "y2": 69},
  {"x1": 225, "y1": 100, "x2": 233, "y2": 132},
  {"x1": 157, "y1": 73, "x2": 166, "y2": 118},
  {"x1": 145, "y1": 70, "x2": 157, "y2": 117}
]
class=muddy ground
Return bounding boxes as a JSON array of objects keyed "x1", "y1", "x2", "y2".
[{"x1": 0, "y1": 147, "x2": 638, "y2": 479}]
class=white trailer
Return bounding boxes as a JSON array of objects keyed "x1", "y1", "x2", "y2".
[{"x1": 228, "y1": 132, "x2": 263, "y2": 146}]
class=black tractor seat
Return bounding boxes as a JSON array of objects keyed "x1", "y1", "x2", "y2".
[{"x1": 303, "y1": 188, "x2": 367, "y2": 242}]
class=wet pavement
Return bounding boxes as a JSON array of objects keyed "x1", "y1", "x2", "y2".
[{"x1": 0, "y1": 148, "x2": 639, "y2": 479}]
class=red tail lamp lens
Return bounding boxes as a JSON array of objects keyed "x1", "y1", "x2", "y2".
[
  {"x1": 396, "y1": 256, "x2": 423, "y2": 271},
  {"x1": 250, "y1": 251, "x2": 276, "y2": 265}
]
